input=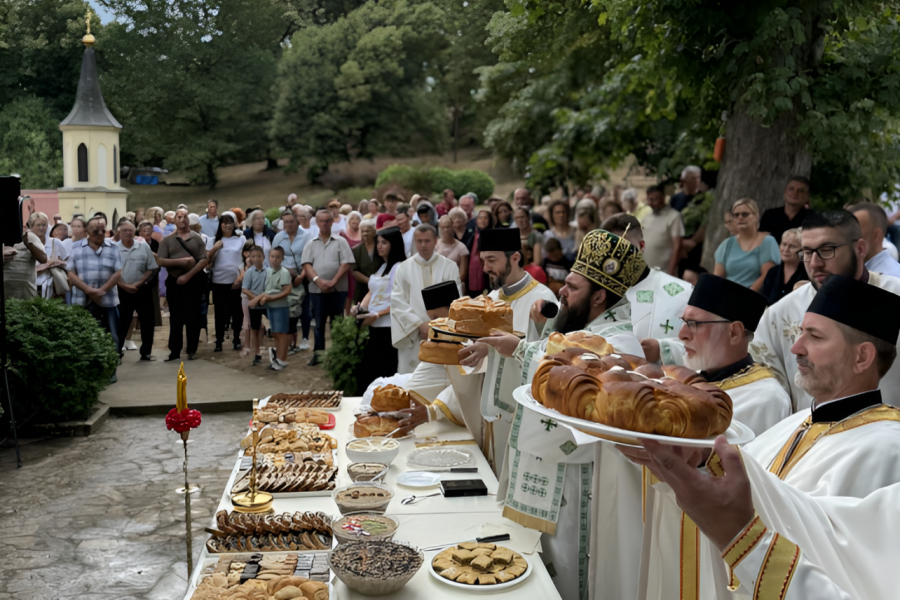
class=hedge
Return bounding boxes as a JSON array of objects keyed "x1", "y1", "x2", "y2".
[
  {"x1": 374, "y1": 165, "x2": 495, "y2": 201},
  {"x1": 5, "y1": 297, "x2": 118, "y2": 421}
]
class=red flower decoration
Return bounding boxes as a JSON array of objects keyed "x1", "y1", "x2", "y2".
[{"x1": 166, "y1": 408, "x2": 202, "y2": 433}]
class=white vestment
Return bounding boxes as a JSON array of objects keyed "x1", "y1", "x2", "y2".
[
  {"x1": 641, "y1": 366, "x2": 793, "y2": 600},
  {"x1": 390, "y1": 253, "x2": 461, "y2": 374},
  {"x1": 404, "y1": 360, "x2": 485, "y2": 445},
  {"x1": 509, "y1": 315, "x2": 646, "y2": 600},
  {"x1": 668, "y1": 395, "x2": 900, "y2": 600},
  {"x1": 479, "y1": 276, "x2": 558, "y2": 474},
  {"x1": 750, "y1": 272, "x2": 900, "y2": 410}
]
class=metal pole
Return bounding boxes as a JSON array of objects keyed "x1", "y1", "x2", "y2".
[{"x1": 181, "y1": 431, "x2": 193, "y2": 576}]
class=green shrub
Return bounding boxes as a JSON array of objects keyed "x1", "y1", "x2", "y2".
[
  {"x1": 5, "y1": 298, "x2": 118, "y2": 421},
  {"x1": 323, "y1": 316, "x2": 369, "y2": 395},
  {"x1": 374, "y1": 165, "x2": 495, "y2": 201},
  {"x1": 265, "y1": 206, "x2": 282, "y2": 223}
]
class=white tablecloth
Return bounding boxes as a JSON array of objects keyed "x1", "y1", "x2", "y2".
[{"x1": 184, "y1": 397, "x2": 560, "y2": 599}]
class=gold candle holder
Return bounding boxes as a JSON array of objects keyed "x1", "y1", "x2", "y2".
[{"x1": 231, "y1": 422, "x2": 273, "y2": 513}]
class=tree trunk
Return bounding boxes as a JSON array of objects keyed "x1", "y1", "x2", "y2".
[
  {"x1": 207, "y1": 163, "x2": 218, "y2": 190},
  {"x1": 452, "y1": 108, "x2": 460, "y2": 164},
  {"x1": 700, "y1": 104, "x2": 812, "y2": 270}
]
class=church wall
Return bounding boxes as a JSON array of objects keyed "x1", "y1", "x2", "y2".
[{"x1": 60, "y1": 127, "x2": 121, "y2": 190}]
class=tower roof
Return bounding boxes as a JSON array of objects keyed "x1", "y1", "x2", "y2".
[{"x1": 60, "y1": 47, "x2": 122, "y2": 129}]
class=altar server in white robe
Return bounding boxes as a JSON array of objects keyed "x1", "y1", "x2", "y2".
[
  {"x1": 628, "y1": 274, "x2": 791, "y2": 600},
  {"x1": 398, "y1": 281, "x2": 486, "y2": 444},
  {"x1": 473, "y1": 229, "x2": 649, "y2": 600},
  {"x1": 457, "y1": 227, "x2": 557, "y2": 472},
  {"x1": 749, "y1": 209, "x2": 900, "y2": 410},
  {"x1": 641, "y1": 430, "x2": 900, "y2": 600},
  {"x1": 633, "y1": 274, "x2": 900, "y2": 600},
  {"x1": 391, "y1": 223, "x2": 461, "y2": 373}
]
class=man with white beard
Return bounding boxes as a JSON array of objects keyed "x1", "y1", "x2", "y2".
[{"x1": 623, "y1": 274, "x2": 791, "y2": 600}]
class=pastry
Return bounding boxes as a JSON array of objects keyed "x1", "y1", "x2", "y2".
[
  {"x1": 353, "y1": 414, "x2": 402, "y2": 438},
  {"x1": 448, "y1": 295, "x2": 514, "y2": 336},
  {"x1": 418, "y1": 339, "x2": 462, "y2": 365},
  {"x1": 370, "y1": 384, "x2": 411, "y2": 412},
  {"x1": 432, "y1": 544, "x2": 529, "y2": 586},
  {"x1": 267, "y1": 391, "x2": 342, "y2": 408},
  {"x1": 545, "y1": 331, "x2": 614, "y2": 356},
  {"x1": 531, "y1": 350, "x2": 733, "y2": 439}
]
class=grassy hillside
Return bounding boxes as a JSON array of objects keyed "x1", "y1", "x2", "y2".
[{"x1": 125, "y1": 148, "x2": 526, "y2": 214}]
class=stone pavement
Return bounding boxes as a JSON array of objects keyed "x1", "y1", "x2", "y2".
[{"x1": 0, "y1": 412, "x2": 248, "y2": 600}]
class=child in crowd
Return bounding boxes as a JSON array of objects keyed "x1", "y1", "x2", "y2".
[
  {"x1": 250, "y1": 246, "x2": 292, "y2": 370},
  {"x1": 542, "y1": 237, "x2": 574, "y2": 297},
  {"x1": 235, "y1": 240, "x2": 255, "y2": 358},
  {"x1": 241, "y1": 246, "x2": 269, "y2": 365},
  {"x1": 522, "y1": 244, "x2": 547, "y2": 285}
]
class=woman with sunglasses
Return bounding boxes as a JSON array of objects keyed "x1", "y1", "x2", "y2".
[{"x1": 713, "y1": 198, "x2": 781, "y2": 291}]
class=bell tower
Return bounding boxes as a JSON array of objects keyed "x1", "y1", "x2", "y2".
[{"x1": 57, "y1": 10, "x2": 128, "y2": 221}]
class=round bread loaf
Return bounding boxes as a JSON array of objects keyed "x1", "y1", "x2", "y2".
[
  {"x1": 449, "y1": 296, "x2": 514, "y2": 336},
  {"x1": 354, "y1": 415, "x2": 402, "y2": 438},
  {"x1": 546, "y1": 331, "x2": 613, "y2": 356},
  {"x1": 370, "y1": 384, "x2": 410, "y2": 412},
  {"x1": 419, "y1": 340, "x2": 462, "y2": 365}
]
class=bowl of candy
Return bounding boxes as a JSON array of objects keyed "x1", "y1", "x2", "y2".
[{"x1": 332, "y1": 512, "x2": 399, "y2": 545}]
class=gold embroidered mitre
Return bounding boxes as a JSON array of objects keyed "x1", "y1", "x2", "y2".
[{"x1": 571, "y1": 229, "x2": 647, "y2": 297}]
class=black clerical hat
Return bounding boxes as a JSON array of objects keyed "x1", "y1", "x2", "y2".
[
  {"x1": 807, "y1": 275, "x2": 900, "y2": 344},
  {"x1": 422, "y1": 281, "x2": 460, "y2": 311},
  {"x1": 479, "y1": 227, "x2": 522, "y2": 253},
  {"x1": 688, "y1": 274, "x2": 768, "y2": 332}
]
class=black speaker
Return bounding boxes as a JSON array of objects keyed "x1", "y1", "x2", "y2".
[{"x1": 0, "y1": 176, "x2": 23, "y2": 247}]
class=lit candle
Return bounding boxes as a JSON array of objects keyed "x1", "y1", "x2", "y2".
[{"x1": 177, "y1": 363, "x2": 187, "y2": 412}]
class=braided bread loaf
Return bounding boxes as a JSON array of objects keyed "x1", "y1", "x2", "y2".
[{"x1": 533, "y1": 352, "x2": 732, "y2": 438}]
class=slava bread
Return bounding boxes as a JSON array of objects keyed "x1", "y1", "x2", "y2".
[
  {"x1": 449, "y1": 295, "x2": 514, "y2": 336},
  {"x1": 353, "y1": 415, "x2": 402, "y2": 438},
  {"x1": 370, "y1": 384, "x2": 410, "y2": 412},
  {"x1": 533, "y1": 353, "x2": 732, "y2": 439},
  {"x1": 546, "y1": 331, "x2": 614, "y2": 357},
  {"x1": 419, "y1": 340, "x2": 462, "y2": 365}
]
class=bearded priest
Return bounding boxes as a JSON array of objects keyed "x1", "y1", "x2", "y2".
[
  {"x1": 750, "y1": 209, "x2": 900, "y2": 410},
  {"x1": 456, "y1": 227, "x2": 557, "y2": 471},
  {"x1": 390, "y1": 224, "x2": 461, "y2": 373}
]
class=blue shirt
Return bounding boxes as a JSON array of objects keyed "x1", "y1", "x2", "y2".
[
  {"x1": 867, "y1": 250, "x2": 900, "y2": 279},
  {"x1": 66, "y1": 239, "x2": 123, "y2": 307},
  {"x1": 198, "y1": 214, "x2": 219, "y2": 238},
  {"x1": 241, "y1": 266, "x2": 267, "y2": 297},
  {"x1": 272, "y1": 229, "x2": 311, "y2": 271},
  {"x1": 714, "y1": 235, "x2": 781, "y2": 287}
]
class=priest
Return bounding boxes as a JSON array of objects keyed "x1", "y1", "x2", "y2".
[
  {"x1": 634, "y1": 274, "x2": 900, "y2": 599},
  {"x1": 750, "y1": 209, "x2": 900, "y2": 410},
  {"x1": 457, "y1": 227, "x2": 557, "y2": 470},
  {"x1": 390, "y1": 224, "x2": 461, "y2": 373},
  {"x1": 398, "y1": 280, "x2": 486, "y2": 443},
  {"x1": 623, "y1": 274, "x2": 791, "y2": 600},
  {"x1": 475, "y1": 229, "x2": 649, "y2": 600}
]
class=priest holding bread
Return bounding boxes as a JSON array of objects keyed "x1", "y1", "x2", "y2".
[
  {"x1": 390, "y1": 223, "x2": 462, "y2": 373},
  {"x1": 619, "y1": 274, "x2": 791, "y2": 600},
  {"x1": 457, "y1": 227, "x2": 557, "y2": 471},
  {"x1": 628, "y1": 274, "x2": 900, "y2": 600}
]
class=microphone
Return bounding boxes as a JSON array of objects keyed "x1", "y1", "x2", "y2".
[{"x1": 540, "y1": 302, "x2": 559, "y2": 319}]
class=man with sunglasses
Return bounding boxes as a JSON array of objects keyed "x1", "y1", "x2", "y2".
[{"x1": 750, "y1": 209, "x2": 900, "y2": 411}]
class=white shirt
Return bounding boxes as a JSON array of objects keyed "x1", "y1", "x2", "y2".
[
  {"x1": 331, "y1": 215, "x2": 347, "y2": 235},
  {"x1": 211, "y1": 236, "x2": 245, "y2": 284},
  {"x1": 868, "y1": 248, "x2": 900, "y2": 277},
  {"x1": 401, "y1": 228, "x2": 414, "y2": 257}
]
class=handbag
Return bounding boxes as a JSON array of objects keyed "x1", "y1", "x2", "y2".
[{"x1": 48, "y1": 240, "x2": 70, "y2": 296}]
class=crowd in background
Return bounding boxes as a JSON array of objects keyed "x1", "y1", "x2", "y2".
[{"x1": 6, "y1": 171, "x2": 900, "y2": 381}]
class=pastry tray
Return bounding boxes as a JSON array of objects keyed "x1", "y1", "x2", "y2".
[
  {"x1": 183, "y1": 554, "x2": 334, "y2": 600},
  {"x1": 259, "y1": 392, "x2": 343, "y2": 411}
]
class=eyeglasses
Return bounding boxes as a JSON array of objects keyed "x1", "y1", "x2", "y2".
[
  {"x1": 732, "y1": 211, "x2": 753, "y2": 219},
  {"x1": 797, "y1": 239, "x2": 858, "y2": 262},
  {"x1": 680, "y1": 318, "x2": 732, "y2": 333}
]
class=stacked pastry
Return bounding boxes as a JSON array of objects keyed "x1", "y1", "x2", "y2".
[
  {"x1": 231, "y1": 463, "x2": 337, "y2": 494},
  {"x1": 431, "y1": 543, "x2": 528, "y2": 585},
  {"x1": 255, "y1": 407, "x2": 330, "y2": 425},
  {"x1": 267, "y1": 391, "x2": 343, "y2": 409},
  {"x1": 208, "y1": 511, "x2": 332, "y2": 553},
  {"x1": 532, "y1": 349, "x2": 733, "y2": 438},
  {"x1": 242, "y1": 426, "x2": 337, "y2": 458}
]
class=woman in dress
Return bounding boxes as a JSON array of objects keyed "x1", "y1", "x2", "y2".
[
  {"x1": 714, "y1": 198, "x2": 781, "y2": 291},
  {"x1": 351, "y1": 221, "x2": 383, "y2": 305},
  {"x1": 354, "y1": 227, "x2": 406, "y2": 392},
  {"x1": 466, "y1": 209, "x2": 496, "y2": 297},
  {"x1": 340, "y1": 211, "x2": 363, "y2": 314},
  {"x1": 514, "y1": 207, "x2": 543, "y2": 266},
  {"x1": 761, "y1": 227, "x2": 808, "y2": 305},
  {"x1": 207, "y1": 212, "x2": 245, "y2": 352},
  {"x1": 492, "y1": 201, "x2": 514, "y2": 228},
  {"x1": 29, "y1": 212, "x2": 68, "y2": 299},
  {"x1": 544, "y1": 199, "x2": 576, "y2": 256},
  {"x1": 243, "y1": 210, "x2": 275, "y2": 266},
  {"x1": 436, "y1": 215, "x2": 469, "y2": 292}
]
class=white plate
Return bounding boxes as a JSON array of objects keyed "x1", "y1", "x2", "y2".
[
  {"x1": 407, "y1": 447, "x2": 475, "y2": 468},
  {"x1": 427, "y1": 551, "x2": 533, "y2": 592},
  {"x1": 512, "y1": 385, "x2": 756, "y2": 448},
  {"x1": 396, "y1": 471, "x2": 442, "y2": 488}
]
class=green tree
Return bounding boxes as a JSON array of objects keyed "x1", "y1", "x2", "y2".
[
  {"x1": 97, "y1": 0, "x2": 288, "y2": 188},
  {"x1": 271, "y1": 0, "x2": 450, "y2": 181},
  {"x1": 0, "y1": 96, "x2": 64, "y2": 188},
  {"x1": 483, "y1": 1, "x2": 900, "y2": 267}
]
